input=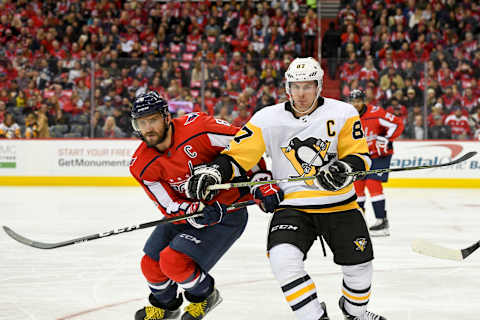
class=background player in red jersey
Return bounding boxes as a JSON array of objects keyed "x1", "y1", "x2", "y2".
[
  {"x1": 349, "y1": 90, "x2": 404, "y2": 236},
  {"x1": 129, "y1": 91, "x2": 261, "y2": 320}
]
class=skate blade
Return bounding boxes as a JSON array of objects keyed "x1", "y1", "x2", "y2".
[
  {"x1": 370, "y1": 230, "x2": 390, "y2": 237},
  {"x1": 209, "y1": 296, "x2": 223, "y2": 314}
]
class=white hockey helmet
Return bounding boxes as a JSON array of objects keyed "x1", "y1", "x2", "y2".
[{"x1": 285, "y1": 57, "x2": 324, "y2": 97}]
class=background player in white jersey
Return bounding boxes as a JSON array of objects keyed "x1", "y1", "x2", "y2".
[{"x1": 186, "y1": 58, "x2": 386, "y2": 320}]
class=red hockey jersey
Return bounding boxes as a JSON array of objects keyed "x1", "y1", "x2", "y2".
[
  {"x1": 130, "y1": 113, "x2": 255, "y2": 223},
  {"x1": 359, "y1": 104, "x2": 404, "y2": 158}
]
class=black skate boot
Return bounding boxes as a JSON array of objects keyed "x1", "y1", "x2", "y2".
[
  {"x1": 135, "y1": 293, "x2": 182, "y2": 320},
  {"x1": 319, "y1": 301, "x2": 330, "y2": 320},
  {"x1": 369, "y1": 218, "x2": 389, "y2": 237},
  {"x1": 181, "y1": 288, "x2": 222, "y2": 320},
  {"x1": 339, "y1": 296, "x2": 386, "y2": 320}
]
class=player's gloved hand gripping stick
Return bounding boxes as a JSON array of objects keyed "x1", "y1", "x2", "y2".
[{"x1": 250, "y1": 172, "x2": 284, "y2": 213}]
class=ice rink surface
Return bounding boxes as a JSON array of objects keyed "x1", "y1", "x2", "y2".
[{"x1": 1, "y1": 186, "x2": 480, "y2": 320}]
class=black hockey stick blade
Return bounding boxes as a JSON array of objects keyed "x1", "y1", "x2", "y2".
[
  {"x1": 349, "y1": 151, "x2": 477, "y2": 178},
  {"x1": 460, "y1": 241, "x2": 480, "y2": 259},
  {"x1": 3, "y1": 200, "x2": 255, "y2": 249},
  {"x1": 412, "y1": 239, "x2": 480, "y2": 261}
]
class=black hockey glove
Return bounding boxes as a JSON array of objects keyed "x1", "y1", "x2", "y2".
[
  {"x1": 186, "y1": 201, "x2": 227, "y2": 229},
  {"x1": 314, "y1": 160, "x2": 354, "y2": 191},
  {"x1": 185, "y1": 165, "x2": 222, "y2": 201},
  {"x1": 250, "y1": 172, "x2": 284, "y2": 213}
]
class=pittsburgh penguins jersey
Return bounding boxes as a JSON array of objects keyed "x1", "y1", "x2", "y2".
[
  {"x1": 130, "y1": 112, "x2": 255, "y2": 222},
  {"x1": 222, "y1": 98, "x2": 371, "y2": 213}
]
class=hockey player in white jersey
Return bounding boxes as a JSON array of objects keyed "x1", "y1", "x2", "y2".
[{"x1": 186, "y1": 57, "x2": 386, "y2": 320}]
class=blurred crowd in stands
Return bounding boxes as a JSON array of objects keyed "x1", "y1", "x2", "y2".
[
  {"x1": 0, "y1": 0, "x2": 479, "y2": 140},
  {"x1": 333, "y1": 0, "x2": 480, "y2": 140}
]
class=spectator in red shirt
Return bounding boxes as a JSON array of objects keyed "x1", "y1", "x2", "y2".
[
  {"x1": 302, "y1": 8, "x2": 317, "y2": 57},
  {"x1": 461, "y1": 87, "x2": 478, "y2": 112},
  {"x1": 454, "y1": 61, "x2": 474, "y2": 89},
  {"x1": 340, "y1": 55, "x2": 362, "y2": 83},
  {"x1": 359, "y1": 57, "x2": 379, "y2": 85},
  {"x1": 444, "y1": 107, "x2": 472, "y2": 139},
  {"x1": 427, "y1": 104, "x2": 447, "y2": 127},
  {"x1": 230, "y1": 29, "x2": 249, "y2": 54}
]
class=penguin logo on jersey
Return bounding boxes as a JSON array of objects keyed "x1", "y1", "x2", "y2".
[
  {"x1": 281, "y1": 137, "x2": 332, "y2": 186},
  {"x1": 354, "y1": 238, "x2": 367, "y2": 252}
]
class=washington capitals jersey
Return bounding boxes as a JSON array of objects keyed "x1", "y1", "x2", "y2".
[
  {"x1": 130, "y1": 113, "x2": 252, "y2": 221},
  {"x1": 222, "y1": 98, "x2": 371, "y2": 214},
  {"x1": 359, "y1": 104, "x2": 404, "y2": 159}
]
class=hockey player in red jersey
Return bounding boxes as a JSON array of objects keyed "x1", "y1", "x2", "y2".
[
  {"x1": 129, "y1": 91, "x2": 260, "y2": 320},
  {"x1": 349, "y1": 90, "x2": 404, "y2": 236}
]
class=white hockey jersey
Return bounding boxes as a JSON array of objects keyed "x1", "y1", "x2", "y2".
[{"x1": 222, "y1": 98, "x2": 371, "y2": 213}]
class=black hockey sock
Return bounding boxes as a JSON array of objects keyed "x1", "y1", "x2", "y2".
[
  {"x1": 151, "y1": 280, "x2": 178, "y2": 306},
  {"x1": 149, "y1": 292, "x2": 183, "y2": 311},
  {"x1": 184, "y1": 274, "x2": 214, "y2": 302},
  {"x1": 371, "y1": 199, "x2": 386, "y2": 219}
]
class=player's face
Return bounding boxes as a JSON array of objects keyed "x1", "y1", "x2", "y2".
[
  {"x1": 290, "y1": 81, "x2": 318, "y2": 111},
  {"x1": 350, "y1": 98, "x2": 364, "y2": 112},
  {"x1": 135, "y1": 113, "x2": 169, "y2": 147}
]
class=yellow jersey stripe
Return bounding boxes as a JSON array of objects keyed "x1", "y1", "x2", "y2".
[
  {"x1": 342, "y1": 289, "x2": 371, "y2": 301},
  {"x1": 286, "y1": 283, "x2": 316, "y2": 302},
  {"x1": 285, "y1": 201, "x2": 359, "y2": 213},
  {"x1": 284, "y1": 185, "x2": 354, "y2": 199}
]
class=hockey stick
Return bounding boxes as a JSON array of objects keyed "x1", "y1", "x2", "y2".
[
  {"x1": 208, "y1": 151, "x2": 477, "y2": 190},
  {"x1": 412, "y1": 239, "x2": 480, "y2": 261},
  {"x1": 2, "y1": 200, "x2": 255, "y2": 250}
]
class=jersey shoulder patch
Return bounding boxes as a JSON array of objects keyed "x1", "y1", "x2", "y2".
[{"x1": 184, "y1": 112, "x2": 200, "y2": 125}]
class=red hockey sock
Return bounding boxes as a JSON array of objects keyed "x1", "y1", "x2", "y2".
[
  {"x1": 365, "y1": 179, "x2": 384, "y2": 198},
  {"x1": 141, "y1": 254, "x2": 169, "y2": 283},
  {"x1": 159, "y1": 246, "x2": 198, "y2": 283}
]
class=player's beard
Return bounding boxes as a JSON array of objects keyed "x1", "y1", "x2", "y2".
[{"x1": 144, "y1": 119, "x2": 169, "y2": 147}]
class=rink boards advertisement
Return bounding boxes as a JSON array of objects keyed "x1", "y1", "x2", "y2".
[
  {"x1": 0, "y1": 139, "x2": 479, "y2": 187},
  {"x1": 0, "y1": 139, "x2": 140, "y2": 186}
]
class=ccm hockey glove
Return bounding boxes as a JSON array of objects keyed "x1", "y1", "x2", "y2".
[
  {"x1": 250, "y1": 172, "x2": 284, "y2": 213},
  {"x1": 185, "y1": 165, "x2": 222, "y2": 201},
  {"x1": 186, "y1": 201, "x2": 227, "y2": 229},
  {"x1": 314, "y1": 160, "x2": 354, "y2": 191}
]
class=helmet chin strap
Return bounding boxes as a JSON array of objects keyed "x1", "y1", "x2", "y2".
[{"x1": 289, "y1": 86, "x2": 322, "y2": 116}]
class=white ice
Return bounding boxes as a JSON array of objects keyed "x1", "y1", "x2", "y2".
[{"x1": 1, "y1": 186, "x2": 479, "y2": 320}]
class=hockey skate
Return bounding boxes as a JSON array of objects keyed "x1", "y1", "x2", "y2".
[
  {"x1": 369, "y1": 218, "x2": 389, "y2": 237},
  {"x1": 181, "y1": 288, "x2": 222, "y2": 320},
  {"x1": 339, "y1": 296, "x2": 386, "y2": 320},
  {"x1": 319, "y1": 301, "x2": 330, "y2": 320},
  {"x1": 135, "y1": 294, "x2": 182, "y2": 320}
]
